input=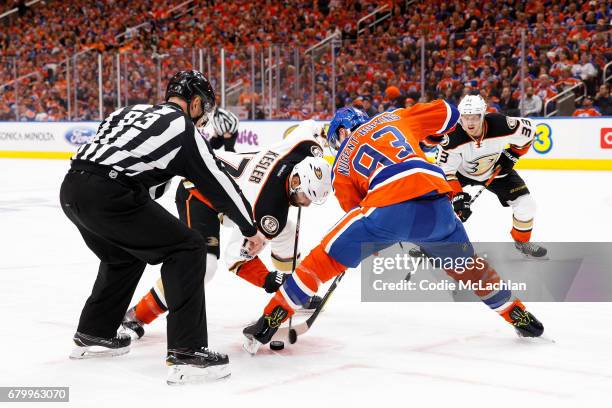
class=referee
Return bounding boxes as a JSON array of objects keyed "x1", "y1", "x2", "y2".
[
  {"x1": 208, "y1": 96, "x2": 240, "y2": 152},
  {"x1": 60, "y1": 70, "x2": 265, "y2": 384}
]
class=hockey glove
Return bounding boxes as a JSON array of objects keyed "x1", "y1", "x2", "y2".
[
  {"x1": 452, "y1": 192, "x2": 472, "y2": 222},
  {"x1": 263, "y1": 271, "x2": 286, "y2": 293},
  {"x1": 495, "y1": 148, "x2": 520, "y2": 177}
]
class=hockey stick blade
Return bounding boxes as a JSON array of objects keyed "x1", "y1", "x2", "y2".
[{"x1": 272, "y1": 272, "x2": 346, "y2": 342}]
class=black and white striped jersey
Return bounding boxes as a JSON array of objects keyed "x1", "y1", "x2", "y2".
[
  {"x1": 73, "y1": 102, "x2": 257, "y2": 237},
  {"x1": 211, "y1": 107, "x2": 239, "y2": 136}
]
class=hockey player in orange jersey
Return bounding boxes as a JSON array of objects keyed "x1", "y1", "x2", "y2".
[{"x1": 243, "y1": 101, "x2": 545, "y2": 354}]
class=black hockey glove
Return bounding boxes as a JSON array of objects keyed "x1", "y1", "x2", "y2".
[
  {"x1": 263, "y1": 270, "x2": 286, "y2": 293},
  {"x1": 495, "y1": 148, "x2": 520, "y2": 177},
  {"x1": 452, "y1": 192, "x2": 472, "y2": 222}
]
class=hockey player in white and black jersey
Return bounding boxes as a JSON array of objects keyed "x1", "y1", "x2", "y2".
[
  {"x1": 435, "y1": 95, "x2": 547, "y2": 258},
  {"x1": 121, "y1": 120, "x2": 332, "y2": 339},
  {"x1": 59, "y1": 70, "x2": 266, "y2": 385}
]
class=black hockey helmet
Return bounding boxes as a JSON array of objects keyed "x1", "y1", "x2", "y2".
[{"x1": 165, "y1": 70, "x2": 215, "y2": 124}]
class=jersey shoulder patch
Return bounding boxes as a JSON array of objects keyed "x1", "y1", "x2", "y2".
[
  {"x1": 260, "y1": 215, "x2": 280, "y2": 235},
  {"x1": 310, "y1": 144, "x2": 323, "y2": 157},
  {"x1": 440, "y1": 126, "x2": 471, "y2": 151},
  {"x1": 506, "y1": 116, "x2": 519, "y2": 130}
]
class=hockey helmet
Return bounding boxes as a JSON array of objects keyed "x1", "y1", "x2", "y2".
[
  {"x1": 458, "y1": 95, "x2": 486, "y2": 129},
  {"x1": 458, "y1": 95, "x2": 487, "y2": 115},
  {"x1": 326, "y1": 107, "x2": 370, "y2": 152},
  {"x1": 289, "y1": 156, "x2": 332, "y2": 205},
  {"x1": 166, "y1": 70, "x2": 216, "y2": 125}
]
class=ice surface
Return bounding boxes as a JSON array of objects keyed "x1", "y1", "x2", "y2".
[{"x1": 1, "y1": 158, "x2": 611, "y2": 406}]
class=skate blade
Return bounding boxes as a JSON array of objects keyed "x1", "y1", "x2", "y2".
[
  {"x1": 69, "y1": 345, "x2": 130, "y2": 359},
  {"x1": 166, "y1": 364, "x2": 231, "y2": 385},
  {"x1": 517, "y1": 333, "x2": 556, "y2": 344},
  {"x1": 242, "y1": 336, "x2": 262, "y2": 356},
  {"x1": 118, "y1": 325, "x2": 143, "y2": 341}
]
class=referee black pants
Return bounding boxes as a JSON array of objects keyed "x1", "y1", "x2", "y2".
[{"x1": 60, "y1": 162, "x2": 208, "y2": 350}]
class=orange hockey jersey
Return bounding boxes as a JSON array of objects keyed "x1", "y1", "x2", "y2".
[{"x1": 331, "y1": 100, "x2": 460, "y2": 212}]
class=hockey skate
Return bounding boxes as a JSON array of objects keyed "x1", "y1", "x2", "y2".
[
  {"x1": 514, "y1": 241, "x2": 548, "y2": 259},
  {"x1": 405, "y1": 245, "x2": 431, "y2": 280},
  {"x1": 119, "y1": 306, "x2": 145, "y2": 340},
  {"x1": 69, "y1": 331, "x2": 131, "y2": 359},
  {"x1": 408, "y1": 246, "x2": 426, "y2": 258},
  {"x1": 499, "y1": 300, "x2": 544, "y2": 338},
  {"x1": 166, "y1": 347, "x2": 230, "y2": 385},
  {"x1": 243, "y1": 305, "x2": 289, "y2": 355}
]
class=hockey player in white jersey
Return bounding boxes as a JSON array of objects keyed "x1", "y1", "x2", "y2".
[
  {"x1": 435, "y1": 95, "x2": 547, "y2": 258},
  {"x1": 121, "y1": 120, "x2": 332, "y2": 338}
]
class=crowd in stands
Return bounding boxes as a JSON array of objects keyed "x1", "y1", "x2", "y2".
[
  {"x1": 321, "y1": 0, "x2": 610, "y2": 120},
  {"x1": 0, "y1": 0, "x2": 610, "y2": 121}
]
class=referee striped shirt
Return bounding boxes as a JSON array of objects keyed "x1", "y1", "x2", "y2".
[{"x1": 73, "y1": 102, "x2": 257, "y2": 237}]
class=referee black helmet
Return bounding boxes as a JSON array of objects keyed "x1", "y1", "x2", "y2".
[{"x1": 166, "y1": 70, "x2": 216, "y2": 124}]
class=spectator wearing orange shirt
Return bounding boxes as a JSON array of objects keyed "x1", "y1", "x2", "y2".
[
  {"x1": 555, "y1": 67, "x2": 581, "y2": 92},
  {"x1": 535, "y1": 74, "x2": 559, "y2": 102},
  {"x1": 437, "y1": 67, "x2": 459, "y2": 93},
  {"x1": 573, "y1": 97, "x2": 602, "y2": 117}
]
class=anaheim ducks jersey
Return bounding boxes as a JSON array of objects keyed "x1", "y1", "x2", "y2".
[
  {"x1": 436, "y1": 113, "x2": 535, "y2": 183},
  {"x1": 332, "y1": 100, "x2": 459, "y2": 212},
  {"x1": 184, "y1": 119, "x2": 324, "y2": 238}
]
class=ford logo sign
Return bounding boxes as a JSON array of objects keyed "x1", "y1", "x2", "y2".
[{"x1": 65, "y1": 127, "x2": 96, "y2": 146}]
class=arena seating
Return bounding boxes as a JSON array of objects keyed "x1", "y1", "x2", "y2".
[{"x1": 0, "y1": 0, "x2": 609, "y2": 121}]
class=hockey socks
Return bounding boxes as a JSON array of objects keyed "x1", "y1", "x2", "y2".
[
  {"x1": 134, "y1": 285, "x2": 168, "y2": 324},
  {"x1": 235, "y1": 257, "x2": 269, "y2": 287},
  {"x1": 264, "y1": 244, "x2": 345, "y2": 317}
]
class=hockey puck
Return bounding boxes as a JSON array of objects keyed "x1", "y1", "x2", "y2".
[
  {"x1": 288, "y1": 328, "x2": 298, "y2": 344},
  {"x1": 270, "y1": 340, "x2": 284, "y2": 351}
]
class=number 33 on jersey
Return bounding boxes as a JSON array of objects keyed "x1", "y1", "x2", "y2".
[{"x1": 331, "y1": 100, "x2": 460, "y2": 212}]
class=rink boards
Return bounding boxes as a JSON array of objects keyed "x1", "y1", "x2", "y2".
[{"x1": 0, "y1": 117, "x2": 610, "y2": 170}]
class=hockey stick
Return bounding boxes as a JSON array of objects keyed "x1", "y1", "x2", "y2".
[
  {"x1": 287, "y1": 206, "x2": 302, "y2": 343},
  {"x1": 469, "y1": 165, "x2": 502, "y2": 205},
  {"x1": 272, "y1": 271, "x2": 346, "y2": 342}
]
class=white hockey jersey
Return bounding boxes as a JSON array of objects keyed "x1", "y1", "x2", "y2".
[
  {"x1": 183, "y1": 120, "x2": 325, "y2": 271},
  {"x1": 436, "y1": 113, "x2": 535, "y2": 183}
]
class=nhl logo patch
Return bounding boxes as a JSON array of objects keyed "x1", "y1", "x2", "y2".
[
  {"x1": 506, "y1": 117, "x2": 518, "y2": 129},
  {"x1": 311, "y1": 145, "x2": 323, "y2": 157},
  {"x1": 314, "y1": 167, "x2": 323, "y2": 180},
  {"x1": 261, "y1": 215, "x2": 279, "y2": 235}
]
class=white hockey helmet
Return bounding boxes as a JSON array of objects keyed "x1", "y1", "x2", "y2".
[
  {"x1": 458, "y1": 95, "x2": 487, "y2": 116},
  {"x1": 458, "y1": 95, "x2": 486, "y2": 132},
  {"x1": 289, "y1": 156, "x2": 332, "y2": 205}
]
